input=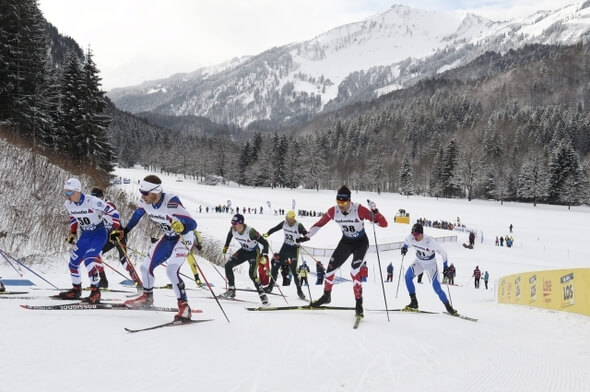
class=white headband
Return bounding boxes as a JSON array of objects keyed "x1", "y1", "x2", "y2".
[{"x1": 139, "y1": 180, "x2": 162, "y2": 194}]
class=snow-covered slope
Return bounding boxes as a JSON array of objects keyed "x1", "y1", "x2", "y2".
[
  {"x1": 2, "y1": 166, "x2": 590, "y2": 391},
  {"x1": 109, "y1": 2, "x2": 590, "y2": 128}
]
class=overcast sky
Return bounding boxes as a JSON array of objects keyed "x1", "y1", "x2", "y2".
[{"x1": 38, "y1": 0, "x2": 581, "y2": 90}]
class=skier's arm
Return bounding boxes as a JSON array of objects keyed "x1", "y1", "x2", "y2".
[
  {"x1": 265, "y1": 221, "x2": 284, "y2": 236},
  {"x1": 306, "y1": 207, "x2": 335, "y2": 238},
  {"x1": 250, "y1": 228, "x2": 269, "y2": 255}
]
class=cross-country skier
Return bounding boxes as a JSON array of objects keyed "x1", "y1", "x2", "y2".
[
  {"x1": 58, "y1": 178, "x2": 118, "y2": 303},
  {"x1": 262, "y1": 210, "x2": 308, "y2": 299},
  {"x1": 401, "y1": 223, "x2": 458, "y2": 315},
  {"x1": 296, "y1": 185, "x2": 388, "y2": 319},
  {"x1": 90, "y1": 187, "x2": 142, "y2": 290},
  {"x1": 123, "y1": 175, "x2": 197, "y2": 322},
  {"x1": 220, "y1": 213, "x2": 270, "y2": 305}
]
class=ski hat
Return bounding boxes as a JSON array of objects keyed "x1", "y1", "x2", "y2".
[
  {"x1": 64, "y1": 178, "x2": 82, "y2": 192},
  {"x1": 90, "y1": 187, "x2": 104, "y2": 198},
  {"x1": 286, "y1": 210, "x2": 296, "y2": 219},
  {"x1": 336, "y1": 185, "x2": 351, "y2": 201},
  {"x1": 411, "y1": 223, "x2": 423, "y2": 235},
  {"x1": 231, "y1": 213, "x2": 245, "y2": 225}
]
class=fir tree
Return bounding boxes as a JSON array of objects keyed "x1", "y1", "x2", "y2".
[
  {"x1": 398, "y1": 157, "x2": 414, "y2": 196},
  {"x1": 547, "y1": 141, "x2": 583, "y2": 204},
  {"x1": 518, "y1": 152, "x2": 548, "y2": 206}
]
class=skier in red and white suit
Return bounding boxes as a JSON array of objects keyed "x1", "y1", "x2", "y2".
[{"x1": 296, "y1": 185, "x2": 387, "y2": 318}]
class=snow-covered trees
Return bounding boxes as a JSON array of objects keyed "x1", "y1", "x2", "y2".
[
  {"x1": 517, "y1": 151, "x2": 548, "y2": 206},
  {"x1": 0, "y1": 0, "x2": 114, "y2": 174},
  {"x1": 398, "y1": 157, "x2": 414, "y2": 196}
]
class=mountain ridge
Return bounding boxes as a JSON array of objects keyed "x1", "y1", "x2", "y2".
[{"x1": 108, "y1": 2, "x2": 590, "y2": 129}]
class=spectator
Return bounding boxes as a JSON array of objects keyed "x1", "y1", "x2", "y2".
[
  {"x1": 447, "y1": 263, "x2": 456, "y2": 285},
  {"x1": 473, "y1": 266, "x2": 481, "y2": 289},
  {"x1": 483, "y1": 271, "x2": 490, "y2": 289},
  {"x1": 298, "y1": 260, "x2": 310, "y2": 286},
  {"x1": 316, "y1": 261, "x2": 325, "y2": 285},
  {"x1": 360, "y1": 261, "x2": 368, "y2": 282},
  {"x1": 386, "y1": 263, "x2": 394, "y2": 282}
]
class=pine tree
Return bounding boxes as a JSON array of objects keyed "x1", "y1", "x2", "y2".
[
  {"x1": 429, "y1": 144, "x2": 444, "y2": 198},
  {"x1": 398, "y1": 157, "x2": 414, "y2": 196},
  {"x1": 0, "y1": 0, "x2": 51, "y2": 136},
  {"x1": 547, "y1": 141, "x2": 583, "y2": 204},
  {"x1": 452, "y1": 145, "x2": 482, "y2": 201},
  {"x1": 59, "y1": 49, "x2": 85, "y2": 159},
  {"x1": 367, "y1": 152, "x2": 386, "y2": 194},
  {"x1": 442, "y1": 139, "x2": 460, "y2": 198},
  {"x1": 80, "y1": 48, "x2": 114, "y2": 172},
  {"x1": 517, "y1": 152, "x2": 548, "y2": 206}
]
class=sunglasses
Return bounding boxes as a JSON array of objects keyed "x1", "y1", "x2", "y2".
[
  {"x1": 412, "y1": 232, "x2": 422, "y2": 238},
  {"x1": 231, "y1": 221, "x2": 240, "y2": 226},
  {"x1": 139, "y1": 184, "x2": 160, "y2": 196},
  {"x1": 336, "y1": 200, "x2": 349, "y2": 206},
  {"x1": 64, "y1": 190, "x2": 75, "y2": 197}
]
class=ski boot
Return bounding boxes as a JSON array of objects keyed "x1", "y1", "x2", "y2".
[
  {"x1": 310, "y1": 291, "x2": 331, "y2": 307},
  {"x1": 174, "y1": 299, "x2": 192, "y2": 322},
  {"x1": 444, "y1": 302, "x2": 458, "y2": 315},
  {"x1": 82, "y1": 286, "x2": 101, "y2": 304},
  {"x1": 404, "y1": 293, "x2": 418, "y2": 310},
  {"x1": 355, "y1": 298, "x2": 364, "y2": 318},
  {"x1": 220, "y1": 286, "x2": 236, "y2": 299},
  {"x1": 124, "y1": 291, "x2": 154, "y2": 308},
  {"x1": 98, "y1": 270, "x2": 109, "y2": 288},
  {"x1": 57, "y1": 284, "x2": 82, "y2": 300}
]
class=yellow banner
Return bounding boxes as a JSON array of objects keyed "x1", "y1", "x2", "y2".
[{"x1": 498, "y1": 268, "x2": 590, "y2": 316}]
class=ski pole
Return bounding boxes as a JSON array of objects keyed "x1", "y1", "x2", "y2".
[
  {"x1": 299, "y1": 246, "x2": 324, "y2": 303},
  {"x1": 193, "y1": 253, "x2": 230, "y2": 323},
  {"x1": 100, "y1": 258, "x2": 132, "y2": 281},
  {"x1": 177, "y1": 234, "x2": 230, "y2": 323},
  {"x1": 0, "y1": 249, "x2": 24, "y2": 277},
  {"x1": 115, "y1": 237, "x2": 143, "y2": 287},
  {"x1": 126, "y1": 245, "x2": 147, "y2": 258},
  {"x1": 0, "y1": 249, "x2": 59, "y2": 289},
  {"x1": 395, "y1": 255, "x2": 405, "y2": 298},
  {"x1": 368, "y1": 199, "x2": 389, "y2": 321},
  {"x1": 266, "y1": 243, "x2": 288, "y2": 304},
  {"x1": 185, "y1": 230, "x2": 204, "y2": 287}
]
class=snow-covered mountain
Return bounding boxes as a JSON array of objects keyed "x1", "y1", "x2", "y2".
[{"x1": 108, "y1": 2, "x2": 590, "y2": 129}]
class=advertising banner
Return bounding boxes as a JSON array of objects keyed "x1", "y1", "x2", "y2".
[{"x1": 498, "y1": 268, "x2": 590, "y2": 316}]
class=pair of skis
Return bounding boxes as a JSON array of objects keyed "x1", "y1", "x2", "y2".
[
  {"x1": 20, "y1": 301, "x2": 213, "y2": 332},
  {"x1": 246, "y1": 305, "x2": 478, "y2": 324},
  {"x1": 20, "y1": 302, "x2": 186, "y2": 312}
]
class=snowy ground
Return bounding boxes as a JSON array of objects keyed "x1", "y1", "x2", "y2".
[{"x1": 1, "y1": 167, "x2": 589, "y2": 392}]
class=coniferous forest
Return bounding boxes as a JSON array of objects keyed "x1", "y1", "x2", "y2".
[{"x1": 1, "y1": 1, "x2": 589, "y2": 207}]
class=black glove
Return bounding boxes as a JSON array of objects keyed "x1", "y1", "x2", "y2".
[
  {"x1": 65, "y1": 233, "x2": 77, "y2": 244},
  {"x1": 150, "y1": 237, "x2": 159, "y2": 244},
  {"x1": 195, "y1": 243, "x2": 202, "y2": 251},
  {"x1": 401, "y1": 247, "x2": 408, "y2": 256},
  {"x1": 296, "y1": 236, "x2": 309, "y2": 243}
]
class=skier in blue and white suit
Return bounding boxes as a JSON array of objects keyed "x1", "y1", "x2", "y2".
[
  {"x1": 58, "y1": 178, "x2": 118, "y2": 303},
  {"x1": 401, "y1": 223, "x2": 458, "y2": 315},
  {"x1": 123, "y1": 174, "x2": 197, "y2": 321}
]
